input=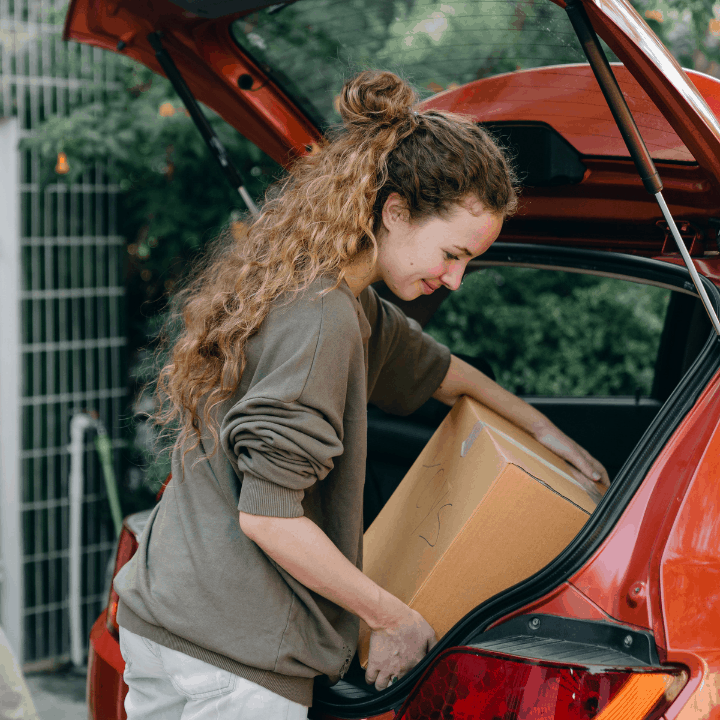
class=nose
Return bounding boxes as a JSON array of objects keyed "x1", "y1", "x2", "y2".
[{"x1": 440, "y1": 264, "x2": 464, "y2": 291}]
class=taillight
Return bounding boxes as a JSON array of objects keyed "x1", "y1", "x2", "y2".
[
  {"x1": 397, "y1": 648, "x2": 687, "y2": 720},
  {"x1": 105, "y1": 525, "x2": 140, "y2": 639}
]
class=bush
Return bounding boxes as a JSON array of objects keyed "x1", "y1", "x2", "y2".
[{"x1": 424, "y1": 268, "x2": 670, "y2": 396}]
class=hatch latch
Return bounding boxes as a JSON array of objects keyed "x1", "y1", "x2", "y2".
[{"x1": 657, "y1": 220, "x2": 704, "y2": 256}]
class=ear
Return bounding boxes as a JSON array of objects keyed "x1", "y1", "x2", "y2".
[{"x1": 381, "y1": 193, "x2": 410, "y2": 233}]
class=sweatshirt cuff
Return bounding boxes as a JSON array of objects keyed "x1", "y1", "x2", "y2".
[{"x1": 237, "y1": 474, "x2": 305, "y2": 518}]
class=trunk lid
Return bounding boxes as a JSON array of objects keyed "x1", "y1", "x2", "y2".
[{"x1": 63, "y1": 0, "x2": 720, "y2": 254}]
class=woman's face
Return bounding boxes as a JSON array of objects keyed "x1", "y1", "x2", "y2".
[{"x1": 376, "y1": 193, "x2": 504, "y2": 301}]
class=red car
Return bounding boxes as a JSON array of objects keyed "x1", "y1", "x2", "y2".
[{"x1": 65, "y1": 0, "x2": 720, "y2": 719}]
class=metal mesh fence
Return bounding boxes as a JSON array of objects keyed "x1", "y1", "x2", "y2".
[{"x1": 1, "y1": 0, "x2": 126, "y2": 667}]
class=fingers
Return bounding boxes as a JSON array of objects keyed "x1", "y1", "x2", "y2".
[
  {"x1": 568, "y1": 466, "x2": 603, "y2": 504},
  {"x1": 578, "y1": 446, "x2": 606, "y2": 481},
  {"x1": 375, "y1": 671, "x2": 395, "y2": 692},
  {"x1": 365, "y1": 609, "x2": 436, "y2": 690},
  {"x1": 590, "y1": 458, "x2": 611, "y2": 489},
  {"x1": 552, "y1": 432, "x2": 610, "y2": 490},
  {"x1": 366, "y1": 662, "x2": 401, "y2": 691},
  {"x1": 565, "y1": 444, "x2": 599, "y2": 483},
  {"x1": 590, "y1": 463, "x2": 610, "y2": 489},
  {"x1": 537, "y1": 429, "x2": 596, "y2": 482},
  {"x1": 365, "y1": 656, "x2": 401, "y2": 690},
  {"x1": 574, "y1": 444, "x2": 610, "y2": 489},
  {"x1": 365, "y1": 664, "x2": 380, "y2": 687}
]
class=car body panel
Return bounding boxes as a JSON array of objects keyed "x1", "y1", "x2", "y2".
[
  {"x1": 63, "y1": 0, "x2": 720, "y2": 260},
  {"x1": 63, "y1": 0, "x2": 320, "y2": 165},
  {"x1": 87, "y1": 613, "x2": 127, "y2": 720},
  {"x1": 672, "y1": 651, "x2": 720, "y2": 720},
  {"x1": 64, "y1": 0, "x2": 720, "y2": 193},
  {"x1": 487, "y1": 580, "x2": 644, "y2": 627},
  {"x1": 570, "y1": 368, "x2": 720, "y2": 636},
  {"x1": 661, "y1": 415, "x2": 720, "y2": 653},
  {"x1": 655, "y1": 257, "x2": 720, "y2": 286},
  {"x1": 420, "y1": 64, "x2": 695, "y2": 163},
  {"x1": 420, "y1": 71, "x2": 720, "y2": 256}
]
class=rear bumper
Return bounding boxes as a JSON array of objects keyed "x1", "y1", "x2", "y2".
[{"x1": 87, "y1": 612, "x2": 127, "y2": 720}]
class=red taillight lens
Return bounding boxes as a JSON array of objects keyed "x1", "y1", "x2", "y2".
[
  {"x1": 105, "y1": 526, "x2": 140, "y2": 639},
  {"x1": 397, "y1": 649, "x2": 687, "y2": 720}
]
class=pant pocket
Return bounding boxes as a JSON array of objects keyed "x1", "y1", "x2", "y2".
[
  {"x1": 159, "y1": 646, "x2": 237, "y2": 700},
  {"x1": 141, "y1": 636, "x2": 160, "y2": 657}
]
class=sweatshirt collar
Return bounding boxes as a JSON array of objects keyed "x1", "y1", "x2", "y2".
[{"x1": 340, "y1": 279, "x2": 371, "y2": 342}]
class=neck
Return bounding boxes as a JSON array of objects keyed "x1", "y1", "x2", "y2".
[{"x1": 343, "y1": 252, "x2": 380, "y2": 297}]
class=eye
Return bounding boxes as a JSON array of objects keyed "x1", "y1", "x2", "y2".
[{"x1": 444, "y1": 251, "x2": 460, "y2": 261}]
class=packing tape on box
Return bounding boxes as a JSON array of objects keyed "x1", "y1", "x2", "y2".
[{"x1": 461, "y1": 420, "x2": 587, "y2": 493}]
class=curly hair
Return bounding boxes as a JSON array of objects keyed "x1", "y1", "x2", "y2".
[{"x1": 153, "y1": 70, "x2": 518, "y2": 458}]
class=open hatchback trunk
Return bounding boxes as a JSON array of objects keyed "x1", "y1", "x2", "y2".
[{"x1": 65, "y1": 0, "x2": 720, "y2": 719}]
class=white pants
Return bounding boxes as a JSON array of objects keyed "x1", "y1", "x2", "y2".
[{"x1": 119, "y1": 627, "x2": 308, "y2": 720}]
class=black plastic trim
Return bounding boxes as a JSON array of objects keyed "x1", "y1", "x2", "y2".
[
  {"x1": 480, "y1": 121, "x2": 587, "y2": 187},
  {"x1": 477, "y1": 243, "x2": 701, "y2": 294},
  {"x1": 313, "y1": 247, "x2": 720, "y2": 718},
  {"x1": 147, "y1": 33, "x2": 251, "y2": 196},
  {"x1": 472, "y1": 614, "x2": 659, "y2": 666}
]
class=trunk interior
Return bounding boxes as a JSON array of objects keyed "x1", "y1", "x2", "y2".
[
  {"x1": 364, "y1": 245, "x2": 712, "y2": 530},
  {"x1": 314, "y1": 244, "x2": 718, "y2": 714}
]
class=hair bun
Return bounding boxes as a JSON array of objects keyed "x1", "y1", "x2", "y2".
[{"x1": 337, "y1": 71, "x2": 418, "y2": 128}]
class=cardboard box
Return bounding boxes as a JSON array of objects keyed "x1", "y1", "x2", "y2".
[{"x1": 358, "y1": 395, "x2": 599, "y2": 667}]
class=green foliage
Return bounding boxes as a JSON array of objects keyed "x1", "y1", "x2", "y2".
[
  {"x1": 23, "y1": 57, "x2": 280, "y2": 352},
  {"x1": 424, "y1": 269, "x2": 670, "y2": 396},
  {"x1": 631, "y1": 0, "x2": 720, "y2": 73}
]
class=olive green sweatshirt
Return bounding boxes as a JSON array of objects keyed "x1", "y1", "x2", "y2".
[{"x1": 114, "y1": 278, "x2": 451, "y2": 706}]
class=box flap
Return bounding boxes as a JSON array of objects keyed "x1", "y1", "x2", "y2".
[{"x1": 459, "y1": 397, "x2": 603, "y2": 508}]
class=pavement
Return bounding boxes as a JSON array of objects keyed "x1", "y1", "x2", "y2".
[{"x1": 24, "y1": 668, "x2": 88, "y2": 720}]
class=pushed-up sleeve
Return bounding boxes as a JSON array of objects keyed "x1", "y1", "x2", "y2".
[
  {"x1": 221, "y1": 286, "x2": 359, "y2": 518},
  {"x1": 361, "y1": 286, "x2": 451, "y2": 416}
]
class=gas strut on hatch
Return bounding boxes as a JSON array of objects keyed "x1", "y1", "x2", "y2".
[
  {"x1": 147, "y1": 32, "x2": 259, "y2": 217},
  {"x1": 564, "y1": 0, "x2": 720, "y2": 338}
]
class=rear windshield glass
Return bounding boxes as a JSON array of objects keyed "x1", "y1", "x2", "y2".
[
  {"x1": 232, "y1": 0, "x2": 598, "y2": 128},
  {"x1": 231, "y1": 0, "x2": 694, "y2": 163}
]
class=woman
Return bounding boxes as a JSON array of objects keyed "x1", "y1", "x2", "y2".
[{"x1": 115, "y1": 70, "x2": 608, "y2": 720}]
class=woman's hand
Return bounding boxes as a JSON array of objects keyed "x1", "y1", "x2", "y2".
[
  {"x1": 365, "y1": 604, "x2": 436, "y2": 691},
  {"x1": 534, "y1": 422, "x2": 610, "y2": 496},
  {"x1": 239, "y1": 513, "x2": 436, "y2": 689},
  {"x1": 433, "y1": 356, "x2": 611, "y2": 497}
]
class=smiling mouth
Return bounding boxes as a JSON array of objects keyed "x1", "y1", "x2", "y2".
[{"x1": 421, "y1": 280, "x2": 440, "y2": 294}]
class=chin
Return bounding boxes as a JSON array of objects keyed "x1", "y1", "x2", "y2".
[
  {"x1": 394, "y1": 287, "x2": 422, "y2": 302},
  {"x1": 381, "y1": 279, "x2": 417, "y2": 302}
]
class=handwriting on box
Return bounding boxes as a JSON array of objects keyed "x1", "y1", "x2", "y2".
[{"x1": 411, "y1": 461, "x2": 453, "y2": 548}]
